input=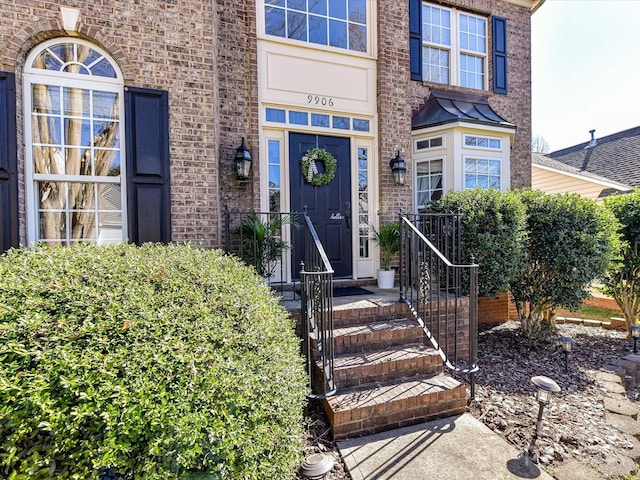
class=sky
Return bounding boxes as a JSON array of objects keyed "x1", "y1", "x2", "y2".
[{"x1": 531, "y1": 0, "x2": 640, "y2": 153}]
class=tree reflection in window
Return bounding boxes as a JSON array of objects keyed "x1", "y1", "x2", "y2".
[{"x1": 27, "y1": 40, "x2": 123, "y2": 245}]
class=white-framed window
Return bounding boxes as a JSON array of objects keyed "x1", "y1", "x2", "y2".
[
  {"x1": 464, "y1": 157, "x2": 500, "y2": 189},
  {"x1": 422, "y1": 3, "x2": 487, "y2": 89},
  {"x1": 23, "y1": 38, "x2": 126, "y2": 246},
  {"x1": 415, "y1": 135, "x2": 444, "y2": 151},
  {"x1": 267, "y1": 139, "x2": 282, "y2": 212},
  {"x1": 264, "y1": 0, "x2": 368, "y2": 52},
  {"x1": 464, "y1": 135, "x2": 501, "y2": 150},
  {"x1": 357, "y1": 146, "x2": 370, "y2": 258},
  {"x1": 416, "y1": 159, "x2": 443, "y2": 209}
]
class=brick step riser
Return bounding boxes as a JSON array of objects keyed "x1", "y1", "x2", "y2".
[
  {"x1": 333, "y1": 304, "x2": 410, "y2": 327},
  {"x1": 333, "y1": 314, "x2": 410, "y2": 328},
  {"x1": 332, "y1": 327, "x2": 426, "y2": 354},
  {"x1": 328, "y1": 387, "x2": 467, "y2": 440},
  {"x1": 333, "y1": 355, "x2": 443, "y2": 388}
]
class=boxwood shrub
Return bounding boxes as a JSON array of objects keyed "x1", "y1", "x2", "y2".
[{"x1": 0, "y1": 243, "x2": 308, "y2": 479}]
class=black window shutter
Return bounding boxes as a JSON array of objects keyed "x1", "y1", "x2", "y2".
[
  {"x1": 492, "y1": 16, "x2": 508, "y2": 95},
  {"x1": 0, "y1": 72, "x2": 18, "y2": 253},
  {"x1": 124, "y1": 87, "x2": 171, "y2": 245},
  {"x1": 409, "y1": 0, "x2": 422, "y2": 81}
]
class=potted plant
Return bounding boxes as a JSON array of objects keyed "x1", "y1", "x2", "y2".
[
  {"x1": 371, "y1": 221, "x2": 400, "y2": 289},
  {"x1": 239, "y1": 213, "x2": 298, "y2": 283}
]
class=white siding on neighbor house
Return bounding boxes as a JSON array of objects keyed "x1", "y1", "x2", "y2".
[{"x1": 532, "y1": 166, "x2": 607, "y2": 201}]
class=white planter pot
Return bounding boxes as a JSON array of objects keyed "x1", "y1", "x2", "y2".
[{"x1": 377, "y1": 269, "x2": 396, "y2": 289}]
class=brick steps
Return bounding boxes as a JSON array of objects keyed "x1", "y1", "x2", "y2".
[
  {"x1": 315, "y1": 304, "x2": 468, "y2": 440},
  {"x1": 332, "y1": 318, "x2": 424, "y2": 354},
  {"x1": 325, "y1": 374, "x2": 467, "y2": 440},
  {"x1": 333, "y1": 344, "x2": 442, "y2": 387}
]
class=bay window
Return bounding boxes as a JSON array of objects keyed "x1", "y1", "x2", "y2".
[{"x1": 416, "y1": 159, "x2": 443, "y2": 209}]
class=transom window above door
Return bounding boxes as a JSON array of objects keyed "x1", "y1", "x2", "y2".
[{"x1": 264, "y1": 0, "x2": 368, "y2": 52}]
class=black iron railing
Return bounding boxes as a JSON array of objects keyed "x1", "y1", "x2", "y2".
[
  {"x1": 223, "y1": 208, "x2": 335, "y2": 397},
  {"x1": 300, "y1": 212, "x2": 335, "y2": 398},
  {"x1": 223, "y1": 208, "x2": 299, "y2": 296},
  {"x1": 399, "y1": 214, "x2": 479, "y2": 398}
]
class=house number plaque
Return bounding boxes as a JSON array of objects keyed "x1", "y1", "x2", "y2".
[{"x1": 307, "y1": 95, "x2": 334, "y2": 107}]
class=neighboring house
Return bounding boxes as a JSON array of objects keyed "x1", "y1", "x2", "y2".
[
  {"x1": 533, "y1": 127, "x2": 640, "y2": 200},
  {"x1": 0, "y1": 0, "x2": 542, "y2": 283},
  {"x1": 532, "y1": 152, "x2": 632, "y2": 201}
]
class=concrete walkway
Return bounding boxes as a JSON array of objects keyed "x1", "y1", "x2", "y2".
[{"x1": 337, "y1": 414, "x2": 554, "y2": 480}]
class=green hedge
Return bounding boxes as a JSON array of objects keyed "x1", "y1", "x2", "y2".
[
  {"x1": 430, "y1": 188, "x2": 526, "y2": 298},
  {"x1": 0, "y1": 243, "x2": 308, "y2": 479}
]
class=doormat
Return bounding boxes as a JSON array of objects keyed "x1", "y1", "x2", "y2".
[
  {"x1": 294, "y1": 286, "x2": 373, "y2": 298},
  {"x1": 333, "y1": 286, "x2": 373, "y2": 297}
]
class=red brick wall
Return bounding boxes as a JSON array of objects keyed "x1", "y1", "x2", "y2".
[
  {"x1": 215, "y1": 0, "x2": 261, "y2": 219},
  {"x1": 478, "y1": 291, "x2": 518, "y2": 324},
  {"x1": 1, "y1": 0, "x2": 220, "y2": 247},
  {"x1": 584, "y1": 296, "x2": 622, "y2": 313},
  {"x1": 381, "y1": 0, "x2": 534, "y2": 202},
  {"x1": 376, "y1": 0, "x2": 414, "y2": 217}
]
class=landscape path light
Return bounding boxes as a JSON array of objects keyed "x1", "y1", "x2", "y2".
[
  {"x1": 558, "y1": 336, "x2": 575, "y2": 373},
  {"x1": 527, "y1": 375, "x2": 561, "y2": 465},
  {"x1": 631, "y1": 325, "x2": 640, "y2": 354},
  {"x1": 300, "y1": 453, "x2": 334, "y2": 479}
]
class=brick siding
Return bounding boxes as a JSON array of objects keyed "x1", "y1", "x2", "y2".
[
  {"x1": 1, "y1": 0, "x2": 220, "y2": 247},
  {"x1": 478, "y1": 291, "x2": 519, "y2": 324},
  {"x1": 2, "y1": 0, "x2": 534, "y2": 248},
  {"x1": 378, "y1": 0, "x2": 533, "y2": 222}
]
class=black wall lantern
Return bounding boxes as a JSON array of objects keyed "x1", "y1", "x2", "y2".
[
  {"x1": 235, "y1": 137, "x2": 252, "y2": 180},
  {"x1": 389, "y1": 150, "x2": 407, "y2": 186}
]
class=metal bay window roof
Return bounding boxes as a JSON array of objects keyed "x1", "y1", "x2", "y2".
[{"x1": 412, "y1": 88, "x2": 516, "y2": 130}]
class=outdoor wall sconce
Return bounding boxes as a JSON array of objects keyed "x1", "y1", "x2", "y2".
[
  {"x1": 300, "y1": 453, "x2": 334, "y2": 479},
  {"x1": 235, "y1": 137, "x2": 252, "y2": 180},
  {"x1": 631, "y1": 325, "x2": 640, "y2": 354},
  {"x1": 558, "y1": 336, "x2": 575, "y2": 373},
  {"x1": 527, "y1": 375, "x2": 561, "y2": 464},
  {"x1": 389, "y1": 150, "x2": 406, "y2": 186}
]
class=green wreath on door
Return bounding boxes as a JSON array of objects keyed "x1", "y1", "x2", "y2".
[{"x1": 300, "y1": 148, "x2": 337, "y2": 186}]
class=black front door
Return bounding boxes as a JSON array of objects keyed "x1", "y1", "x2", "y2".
[{"x1": 290, "y1": 133, "x2": 352, "y2": 278}]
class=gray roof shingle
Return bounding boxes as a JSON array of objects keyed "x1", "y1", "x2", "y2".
[{"x1": 548, "y1": 126, "x2": 640, "y2": 187}]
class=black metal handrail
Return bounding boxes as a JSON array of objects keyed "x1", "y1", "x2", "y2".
[
  {"x1": 223, "y1": 208, "x2": 335, "y2": 397},
  {"x1": 300, "y1": 212, "x2": 335, "y2": 398},
  {"x1": 399, "y1": 214, "x2": 479, "y2": 398}
]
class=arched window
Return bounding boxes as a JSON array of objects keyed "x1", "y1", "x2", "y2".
[{"x1": 24, "y1": 38, "x2": 125, "y2": 245}]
